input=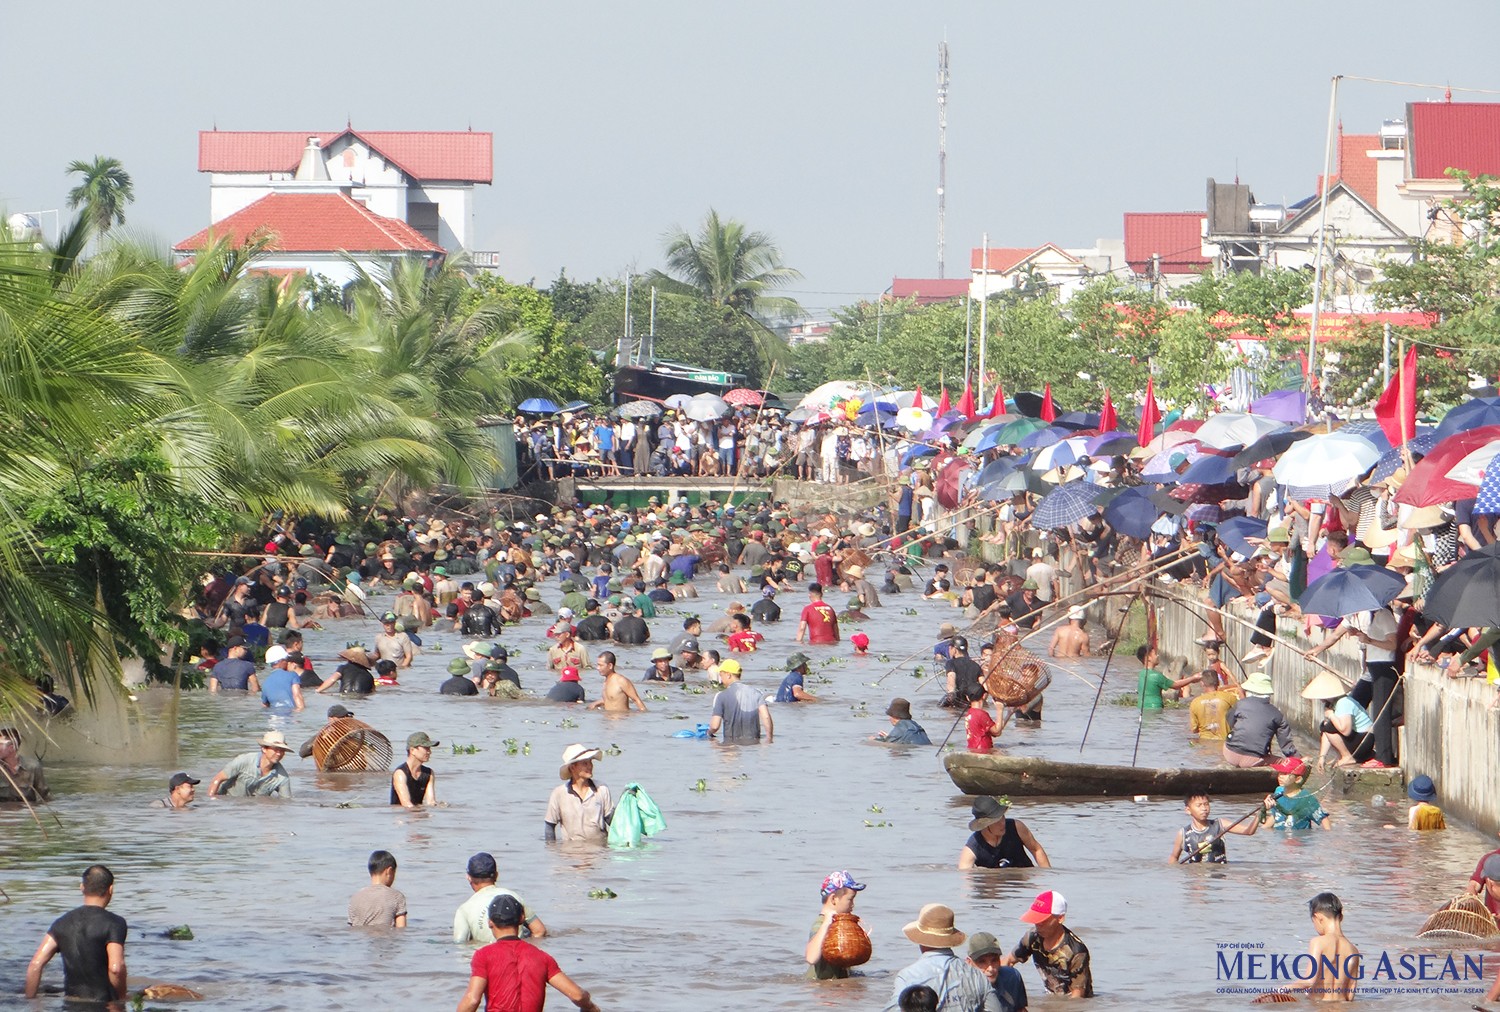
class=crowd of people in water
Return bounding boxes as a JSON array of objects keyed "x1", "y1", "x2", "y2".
[{"x1": 16, "y1": 385, "x2": 1500, "y2": 1007}]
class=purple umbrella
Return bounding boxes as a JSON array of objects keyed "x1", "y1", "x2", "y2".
[
  {"x1": 1085, "y1": 431, "x2": 1136, "y2": 455},
  {"x1": 1250, "y1": 389, "x2": 1308, "y2": 425}
]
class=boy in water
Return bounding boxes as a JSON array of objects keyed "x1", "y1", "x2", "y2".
[
  {"x1": 804, "y1": 870, "x2": 868, "y2": 980},
  {"x1": 1288, "y1": 892, "x2": 1359, "y2": 1002},
  {"x1": 1262, "y1": 756, "x2": 1331, "y2": 830},
  {"x1": 1169, "y1": 789, "x2": 1261, "y2": 863}
]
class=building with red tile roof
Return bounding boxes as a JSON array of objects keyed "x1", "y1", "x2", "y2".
[
  {"x1": 890, "y1": 277, "x2": 970, "y2": 305},
  {"x1": 1122, "y1": 212, "x2": 1209, "y2": 285}
]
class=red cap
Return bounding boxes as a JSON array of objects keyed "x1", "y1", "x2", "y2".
[
  {"x1": 561, "y1": 666, "x2": 581, "y2": 682},
  {"x1": 1271, "y1": 756, "x2": 1308, "y2": 777},
  {"x1": 1020, "y1": 890, "x2": 1067, "y2": 924},
  {"x1": 851, "y1": 632, "x2": 870, "y2": 648}
]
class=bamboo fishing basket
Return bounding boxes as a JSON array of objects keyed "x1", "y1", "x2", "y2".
[
  {"x1": 820, "y1": 913, "x2": 872, "y2": 969},
  {"x1": 1249, "y1": 993, "x2": 1298, "y2": 1004},
  {"x1": 1416, "y1": 894, "x2": 1499, "y2": 940},
  {"x1": 981, "y1": 632, "x2": 1051, "y2": 707},
  {"x1": 310, "y1": 717, "x2": 392, "y2": 772}
]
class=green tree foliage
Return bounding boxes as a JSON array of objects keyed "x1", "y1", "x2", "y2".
[
  {"x1": 468, "y1": 274, "x2": 605, "y2": 404},
  {"x1": 65, "y1": 156, "x2": 135, "y2": 235}
]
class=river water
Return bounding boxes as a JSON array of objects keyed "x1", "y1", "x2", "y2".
[{"x1": 2, "y1": 579, "x2": 1495, "y2": 1010}]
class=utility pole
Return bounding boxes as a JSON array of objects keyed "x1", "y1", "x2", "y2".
[
  {"x1": 978, "y1": 232, "x2": 988, "y2": 406},
  {"x1": 937, "y1": 39, "x2": 950, "y2": 279}
]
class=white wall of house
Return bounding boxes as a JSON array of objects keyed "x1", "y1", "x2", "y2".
[
  {"x1": 1370, "y1": 149, "x2": 1426, "y2": 238},
  {"x1": 409, "y1": 183, "x2": 473, "y2": 251}
]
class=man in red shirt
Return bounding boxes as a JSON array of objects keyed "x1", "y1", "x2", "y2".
[
  {"x1": 795, "y1": 583, "x2": 840, "y2": 645},
  {"x1": 457, "y1": 895, "x2": 600, "y2": 1012}
]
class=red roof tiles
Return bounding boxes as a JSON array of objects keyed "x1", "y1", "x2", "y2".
[
  {"x1": 891, "y1": 277, "x2": 970, "y2": 304},
  {"x1": 970, "y1": 247, "x2": 1041, "y2": 274},
  {"x1": 198, "y1": 129, "x2": 493, "y2": 183},
  {"x1": 1123, "y1": 212, "x2": 1208, "y2": 277},
  {"x1": 173, "y1": 192, "x2": 445, "y2": 254},
  {"x1": 1408, "y1": 102, "x2": 1500, "y2": 180}
]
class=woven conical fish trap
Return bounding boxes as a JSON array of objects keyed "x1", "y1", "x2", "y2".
[
  {"x1": 311, "y1": 717, "x2": 392, "y2": 772},
  {"x1": 1417, "y1": 894, "x2": 1499, "y2": 940},
  {"x1": 981, "y1": 632, "x2": 1051, "y2": 707}
]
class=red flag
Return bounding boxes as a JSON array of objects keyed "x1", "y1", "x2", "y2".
[
  {"x1": 958, "y1": 380, "x2": 976, "y2": 420},
  {"x1": 987, "y1": 380, "x2": 1007, "y2": 419},
  {"x1": 1373, "y1": 346, "x2": 1419, "y2": 448},
  {"x1": 912, "y1": 385, "x2": 924, "y2": 410},
  {"x1": 1099, "y1": 389, "x2": 1118, "y2": 432},
  {"x1": 1138, "y1": 377, "x2": 1161, "y2": 447},
  {"x1": 1040, "y1": 383, "x2": 1056, "y2": 422},
  {"x1": 937, "y1": 386, "x2": 951, "y2": 416}
]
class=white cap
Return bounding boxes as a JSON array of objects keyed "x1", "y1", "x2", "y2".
[
  {"x1": 1067, "y1": 606, "x2": 1086, "y2": 621},
  {"x1": 558, "y1": 607, "x2": 575, "y2": 619},
  {"x1": 265, "y1": 645, "x2": 289, "y2": 665}
]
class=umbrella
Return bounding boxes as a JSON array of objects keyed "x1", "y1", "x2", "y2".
[
  {"x1": 1033, "y1": 482, "x2": 1105, "y2": 530},
  {"x1": 1368, "y1": 432, "x2": 1439, "y2": 484},
  {"x1": 1424, "y1": 542, "x2": 1500, "y2": 626},
  {"x1": 1013, "y1": 391, "x2": 1051, "y2": 418},
  {"x1": 901, "y1": 443, "x2": 939, "y2": 465},
  {"x1": 1141, "y1": 443, "x2": 1205, "y2": 483},
  {"x1": 1475, "y1": 454, "x2": 1500, "y2": 516},
  {"x1": 1104, "y1": 487, "x2": 1158, "y2": 538},
  {"x1": 1435, "y1": 396, "x2": 1500, "y2": 441},
  {"x1": 1178, "y1": 450, "x2": 1242, "y2": 486},
  {"x1": 895, "y1": 408, "x2": 934, "y2": 432},
  {"x1": 935, "y1": 458, "x2": 970, "y2": 509},
  {"x1": 561, "y1": 399, "x2": 592, "y2": 413},
  {"x1": 1273, "y1": 431, "x2": 1382, "y2": 499},
  {"x1": 1085, "y1": 431, "x2": 1136, "y2": 456},
  {"x1": 1298, "y1": 564, "x2": 1408, "y2": 618},
  {"x1": 1166, "y1": 417, "x2": 1202, "y2": 432},
  {"x1": 723, "y1": 388, "x2": 764, "y2": 407},
  {"x1": 1017, "y1": 425, "x2": 1068, "y2": 450},
  {"x1": 798, "y1": 380, "x2": 865, "y2": 409},
  {"x1": 618, "y1": 400, "x2": 662, "y2": 419},
  {"x1": 685, "y1": 394, "x2": 730, "y2": 421},
  {"x1": 1230, "y1": 430, "x2": 1312, "y2": 470},
  {"x1": 1142, "y1": 430, "x2": 1200, "y2": 456},
  {"x1": 981, "y1": 470, "x2": 1049, "y2": 497},
  {"x1": 1196, "y1": 412, "x2": 1290, "y2": 449},
  {"x1": 992, "y1": 417, "x2": 1050, "y2": 444},
  {"x1": 1394, "y1": 425, "x2": 1500, "y2": 507},
  {"x1": 1147, "y1": 488, "x2": 1190, "y2": 515},
  {"x1": 1185, "y1": 503, "x2": 1224, "y2": 523},
  {"x1": 889, "y1": 389, "x2": 921, "y2": 409},
  {"x1": 785, "y1": 407, "x2": 812, "y2": 423},
  {"x1": 1250, "y1": 388, "x2": 1308, "y2": 425},
  {"x1": 1031, "y1": 437, "x2": 1089, "y2": 472},
  {"x1": 1054, "y1": 411, "x2": 1101, "y2": 431},
  {"x1": 976, "y1": 456, "x2": 1022, "y2": 485},
  {"x1": 518, "y1": 397, "x2": 560, "y2": 415},
  {"x1": 1169, "y1": 481, "x2": 1249, "y2": 505},
  {"x1": 664, "y1": 393, "x2": 695, "y2": 410},
  {"x1": 972, "y1": 426, "x2": 1013, "y2": 454},
  {"x1": 1216, "y1": 515, "x2": 1269, "y2": 558},
  {"x1": 1336, "y1": 420, "x2": 1392, "y2": 455}
]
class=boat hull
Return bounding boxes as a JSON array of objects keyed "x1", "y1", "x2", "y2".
[{"x1": 944, "y1": 751, "x2": 1279, "y2": 797}]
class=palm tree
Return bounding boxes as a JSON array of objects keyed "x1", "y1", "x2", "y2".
[
  {"x1": 65, "y1": 156, "x2": 135, "y2": 235},
  {"x1": 646, "y1": 209, "x2": 802, "y2": 372}
]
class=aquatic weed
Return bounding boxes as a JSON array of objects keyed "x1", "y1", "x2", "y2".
[
  {"x1": 692, "y1": 779, "x2": 708, "y2": 792},
  {"x1": 587, "y1": 887, "x2": 619, "y2": 900},
  {"x1": 451, "y1": 743, "x2": 482, "y2": 755},
  {"x1": 604, "y1": 744, "x2": 622, "y2": 756}
]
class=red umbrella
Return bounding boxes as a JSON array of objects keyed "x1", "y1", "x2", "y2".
[
  {"x1": 937, "y1": 386, "x2": 951, "y2": 416},
  {"x1": 958, "y1": 381, "x2": 976, "y2": 420},
  {"x1": 1168, "y1": 418, "x2": 1203, "y2": 433},
  {"x1": 1041, "y1": 383, "x2": 1056, "y2": 422},
  {"x1": 912, "y1": 385, "x2": 924, "y2": 410},
  {"x1": 723, "y1": 388, "x2": 764, "y2": 407},
  {"x1": 1099, "y1": 389, "x2": 1117, "y2": 433},
  {"x1": 988, "y1": 380, "x2": 1007, "y2": 419},
  {"x1": 935, "y1": 456, "x2": 969, "y2": 509},
  {"x1": 1137, "y1": 377, "x2": 1161, "y2": 447},
  {"x1": 1394, "y1": 425, "x2": 1500, "y2": 507}
]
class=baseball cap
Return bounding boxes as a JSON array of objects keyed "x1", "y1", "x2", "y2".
[
  {"x1": 718, "y1": 658, "x2": 742, "y2": 676},
  {"x1": 558, "y1": 607, "x2": 575, "y2": 619},
  {"x1": 406, "y1": 732, "x2": 440, "y2": 750},
  {"x1": 168, "y1": 772, "x2": 201, "y2": 790},
  {"x1": 967, "y1": 931, "x2": 1004, "y2": 959},
  {"x1": 265, "y1": 645, "x2": 289, "y2": 665},
  {"x1": 820, "y1": 870, "x2": 867, "y2": 899},
  {"x1": 487, "y1": 893, "x2": 524, "y2": 927},
  {"x1": 762, "y1": 585, "x2": 777, "y2": 597},
  {"x1": 327, "y1": 704, "x2": 355, "y2": 718},
  {"x1": 467, "y1": 852, "x2": 499, "y2": 879},
  {"x1": 381, "y1": 612, "x2": 398, "y2": 623},
  {"x1": 1021, "y1": 890, "x2": 1067, "y2": 924},
  {"x1": 1271, "y1": 756, "x2": 1309, "y2": 777},
  {"x1": 561, "y1": 666, "x2": 581, "y2": 682}
]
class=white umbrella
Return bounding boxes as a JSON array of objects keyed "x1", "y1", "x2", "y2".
[
  {"x1": 664, "y1": 394, "x2": 694, "y2": 410},
  {"x1": 1443, "y1": 439, "x2": 1500, "y2": 486},
  {"x1": 684, "y1": 394, "x2": 730, "y2": 421},
  {"x1": 895, "y1": 408, "x2": 933, "y2": 432},
  {"x1": 1142, "y1": 430, "x2": 1200, "y2": 456},
  {"x1": 1195, "y1": 412, "x2": 1289, "y2": 450},
  {"x1": 1273, "y1": 431, "x2": 1382, "y2": 496},
  {"x1": 798, "y1": 380, "x2": 865, "y2": 409},
  {"x1": 1030, "y1": 437, "x2": 1090, "y2": 472}
]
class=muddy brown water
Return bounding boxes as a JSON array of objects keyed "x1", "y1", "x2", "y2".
[{"x1": 1, "y1": 581, "x2": 1495, "y2": 1009}]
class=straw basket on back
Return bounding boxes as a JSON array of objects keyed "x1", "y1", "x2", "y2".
[
  {"x1": 820, "y1": 913, "x2": 872, "y2": 969},
  {"x1": 311, "y1": 717, "x2": 392, "y2": 772},
  {"x1": 981, "y1": 632, "x2": 1051, "y2": 708},
  {"x1": 1416, "y1": 894, "x2": 1499, "y2": 940}
]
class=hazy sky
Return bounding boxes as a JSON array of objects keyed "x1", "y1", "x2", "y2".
[{"x1": 6, "y1": 2, "x2": 1499, "y2": 317}]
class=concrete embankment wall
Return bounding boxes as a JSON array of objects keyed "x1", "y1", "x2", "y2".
[{"x1": 1151, "y1": 589, "x2": 1500, "y2": 831}]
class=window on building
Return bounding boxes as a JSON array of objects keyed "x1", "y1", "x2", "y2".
[{"x1": 408, "y1": 202, "x2": 440, "y2": 244}]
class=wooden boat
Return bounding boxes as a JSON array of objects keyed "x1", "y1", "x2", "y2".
[{"x1": 944, "y1": 751, "x2": 1279, "y2": 798}]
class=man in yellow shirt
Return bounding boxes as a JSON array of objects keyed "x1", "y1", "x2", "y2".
[{"x1": 1188, "y1": 669, "x2": 1241, "y2": 739}]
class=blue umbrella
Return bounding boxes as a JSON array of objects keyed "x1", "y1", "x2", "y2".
[
  {"x1": 1249, "y1": 388, "x2": 1307, "y2": 425},
  {"x1": 1474, "y1": 453, "x2": 1500, "y2": 515},
  {"x1": 1299, "y1": 564, "x2": 1407, "y2": 618},
  {"x1": 1437, "y1": 397, "x2": 1500, "y2": 441},
  {"x1": 1103, "y1": 487, "x2": 1157, "y2": 539},
  {"x1": 974, "y1": 428, "x2": 1010, "y2": 453},
  {"x1": 1033, "y1": 482, "x2": 1105, "y2": 529},
  {"x1": 901, "y1": 444, "x2": 939, "y2": 465},
  {"x1": 1085, "y1": 431, "x2": 1136, "y2": 455},
  {"x1": 976, "y1": 456, "x2": 1021, "y2": 485},
  {"x1": 1216, "y1": 515, "x2": 1269, "y2": 558},
  {"x1": 1178, "y1": 450, "x2": 1241, "y2": 486},
  {"x1": 1368, "y1": 431, "x2": 1440, "y2": 483},
  {"x1": 561, "y1": 400, "x2": 592, "y2": 413},
  {"x1": 1018, "y1": 425, "x2": 1070, "y2": 449},
  {"x1": 1053, "y1": 411, "x2": 1101, "y2": 431},
  {"x1": 518, "y1": 397, "x2": 560, "y2": 415}
]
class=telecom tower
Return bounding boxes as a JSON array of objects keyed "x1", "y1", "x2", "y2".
[{"x1": 936, "y1": 40, "x2": 950, "y2": 278}]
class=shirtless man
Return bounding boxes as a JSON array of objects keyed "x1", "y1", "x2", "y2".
[
  {"x1": 586, "y1": 651, "x2": 647, "y2": 713},
  {"x1": 1048, "y1": 607, "x2": 1092, "y2": 659},
  {"x1": 1288, "y1": 892, "x2": 1359, "y2": 1002}
]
